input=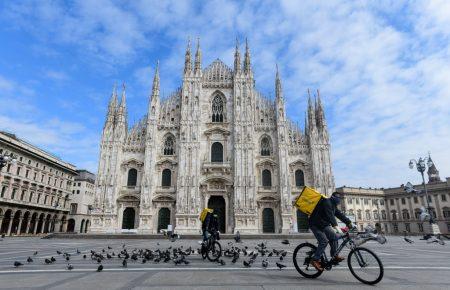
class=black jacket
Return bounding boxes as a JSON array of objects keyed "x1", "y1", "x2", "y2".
[{"x1": 308, "y1": 198, "x2": 351, "y2": 230}]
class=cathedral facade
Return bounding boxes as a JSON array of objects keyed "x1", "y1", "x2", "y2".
[{"x1": 90, "y1": 40, "x2": 334, "y2": 234}]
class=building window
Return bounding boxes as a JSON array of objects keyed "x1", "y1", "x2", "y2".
[
  {"x1": 7, "y1": 164, "x2": 11, "y2": 172},
  {"x1": 430, "y1": 208, "x2": 437, "y2": 219},
  {"x1": 357, "y1": 210, "x2": 362, "y2": 220},
  {"x1": 427, "y1": 195, "x2": 432, "y2": 203},
  {"x1": 356, "y1": 198, "x2": 360, "y2": 205},
  {"x1": 17, "y1": 167, "x2": 21, "y2": 175},
  {"x1": 11, "y1": 188, "x2": 16, "y2": 199},
  {"x1": 211, "y1": 142, "x2": 223, "y2": 162},
  {"x1": 37, "y1": 193, "x2": 41, "y2": 203},
  {"x1": 211, "y1": 94, "x2": 224, "y2": 122},
  {"x1": 161, "y1": 169, "x2": 171, "y2": 187},
  {"x1": 447, "y1": 223, "x2": 450, "y2": 232},
  {"x1": 260, "y1": 136, "x2": 271, "y2": 156},
  {"x1": 405, "y1": 223, "x2": 410, "y2": 232},
  {"x1": 262, "y1": 169, "x2": 272, "y2": 187},
  {"x1": 414, "y1": 209, "x2": 421, "y2": 219},
  {"x1": 1, "y1": 186, "x2": 7, "y2": 198},
  {"x1": 390, "y1": 199, "x2": 394, "y2": 206},
  {"x1": 391, "y1": 210, "x2": 397, "y2": 221},
  {"x1": 347, "y1": 197, "x2": 353, "y2": 204},
  {"x1": 442, "y1": 194, "x2": 447, "y2": 202},
  {"x1": 373, "y1": 210, "x2": 379, "y2": 220},
  {"x1": 70, "y1": 203, "x2": 78, "y2": 215},
  {"x1": 418, "y1": 223, "x2": 424, "y2": 232},
  {"x1": 44, "y1": 195, "x2": 47, "y2": 204},
  {"x1": 381, "y1": 210, "x2": 386, "y2": 220},
  {"x1": 443, "y1": 207, "x2": 450, "y2": 219},
  {"x1": 163, "y1": 135, "x2": 175, "y2": 155},
  {"x1": 25, "y1": 169, "x2": 29, "y2": 178},
  {"x1": 365, "y1": 210, "x2": 371, "y2": 220},
  {"x1": 127, "y1": 168, "x2": 138, "y2": 187},
  {"x1": 29, "y1": 192, "x2": 33, "y2": 202},
  {"x1": 402, "y1": 209, "x2": 410, "y2": 220},
  {"x1": 393, "y1": 223, "x2": 398, "y2": 233},
  {"x1": 413, "y1": 196, "x2": 418, "y2": 203},
  {"x1": 295, "y1": 170, "x2": 305, "y2": 187},
  {"x1": 401, "y1": 198, "x2": 405, "y2": 205},
  {"x1": 380, "y1": 199, "x2": 385, "y2": 205},
  {"x1": 20, "y1": 190, "x2": 26, "y2": 201},
  {"x1": 364, "y1": 199, "x2": 368, "y2": 205}
]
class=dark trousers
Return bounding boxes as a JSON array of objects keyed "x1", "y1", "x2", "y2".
[{"x1": 310, "y1": 225, "x2": 338, "y2": 260}]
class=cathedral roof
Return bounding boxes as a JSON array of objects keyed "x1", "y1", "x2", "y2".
[{"x1": 202, "y1": 59, "x2": 233, "y2": 87}]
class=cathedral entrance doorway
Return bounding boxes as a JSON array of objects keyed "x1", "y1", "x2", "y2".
[
  {"x1": 262, "y1": 208, "x2": 275, "y2": 233},
  {"x1": 157, "y1": 208, "x2": 171, "y2": 232},
  {"x1": 122, "y1": 207, "x2": 135, "y2": 229},
  {"x1": 297, "y1": 209, "x2": 309, "y2": 232},
  {"x1": 207, "y1": 196, "x2": 226, "y2": 233}
]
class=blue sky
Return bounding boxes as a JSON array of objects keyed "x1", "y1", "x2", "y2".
[{"x1": 1, "y1": 0, "x2": 449, "y2": 188}]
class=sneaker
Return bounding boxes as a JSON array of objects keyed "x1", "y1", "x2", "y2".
[
  {"x1": 332, "y1": 255, "x2": 345, "y2": 263},
  {"x1": 310, "y1": 259, "x2": 324, "y2": 271}
]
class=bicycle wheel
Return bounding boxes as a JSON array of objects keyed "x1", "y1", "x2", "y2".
[
  {"x1": 293, "y1": 243, "x2": 323, "y2": 279},
  {"x1": 206, "y1": 241, "x2": 222, "y2": 262},
  {"x1": 348, "y1": 247, "x2": 384, "y2": 285}
]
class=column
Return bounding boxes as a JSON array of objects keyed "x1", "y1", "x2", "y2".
[
  {"x1": 0, "y1": 215, "x2": 3, "y2": 233},
  {"x1": 53, "y1": 217, "x2": 60, "y2": 233},
  {"x1": 6, "y1": 216, "x2": 13, "y2": 236},
  {"x1": 62, "y1": 219, "x2": 68, "y2": 232},
  {"x1": 16, "y1": 218, "x2": 23, "y2": 235},
  {"x1": 33, "y1": 218, "x2": 39, "y2": 234},
  {"x1": 25, "y1": 218, "x2": 31, "y2": 234}
]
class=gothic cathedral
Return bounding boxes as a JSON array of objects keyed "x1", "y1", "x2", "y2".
[{"x1": 91, "y1": 40, "x2": 334, "y2": 234}]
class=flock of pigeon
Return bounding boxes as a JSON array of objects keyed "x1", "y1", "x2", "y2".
[
  {"x1": 403, "y1": 231, "x2": 447, "y2": 245},
  {"x1": 12, "y1": 237, "x2": 292, "y2": 272}
]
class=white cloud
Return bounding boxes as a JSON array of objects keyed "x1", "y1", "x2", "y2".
[{"x1": 2, "y1": 0, "x2": 450, "y2": 187}]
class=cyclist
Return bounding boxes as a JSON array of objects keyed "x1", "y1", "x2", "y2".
[
  {"x1": 308, "y1": 191, "x2": 353, "y2": 271},
  {"x1": 199, "y1": 208, "x2": 219, "y2": 242}
]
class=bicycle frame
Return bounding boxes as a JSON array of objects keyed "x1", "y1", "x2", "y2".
[{"x1": 320, "y1": 233, "x2": 358, "y2": 269}]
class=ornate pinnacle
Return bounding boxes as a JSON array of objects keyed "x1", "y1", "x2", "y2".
[
  {"x1": 194, "y1": 37, "x2": 201, "y2": 72},
  {"x1": 234, "y1": 37, "x2": 241, "y2": 73},
  {"x1": 244, "y1": 38, "x2": 251, "y2": 73},
  {"x1": 184, "y1": 38, "x2": 192, "y2": 74}
]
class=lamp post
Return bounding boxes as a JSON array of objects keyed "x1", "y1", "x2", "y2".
[
  {"x1": 0, "y1": 153, "x2": 17, "y2": 175},
  {"x1": 409, "y1": 156, "x2": 435, "y2": 224}
]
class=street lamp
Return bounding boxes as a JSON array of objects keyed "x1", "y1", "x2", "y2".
[
  {"x1": 408, "y1": 156, "x2": 435, "y2": 224},
  {"x1": 0, "y1": 152, "x2": 17, "y2": 174}
]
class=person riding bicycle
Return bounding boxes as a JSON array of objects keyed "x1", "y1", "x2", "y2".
[
  {"x1": 308, "y1": 191, "x2": 353, "y2": 271},
  {"x1": 200, "y1": 208, "x2": 219, "y2": 242}
]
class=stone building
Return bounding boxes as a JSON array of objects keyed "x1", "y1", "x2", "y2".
[
  {"x1": 0, "y1": 131, "x2": 77, "y2": 236},
  {"x1": 91, "y1": 40, "x2": 335, "y2": 234},
  {"x1": 337, "y1": 165, "x2": 450, "y2": 235},
  {"x1": 68, "y1": 169, "x2": 95, "y2": 233}
]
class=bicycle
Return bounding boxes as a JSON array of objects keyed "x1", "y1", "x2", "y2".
[
  {"x1": 201, "y1": 230, "x2": 222, "y2": 262},
  {"x1": 293, "y1": 228, "x2": 385, "y2": 285}
]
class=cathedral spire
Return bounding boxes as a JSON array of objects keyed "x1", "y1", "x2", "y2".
[
  {"x1": 184, "y1": 38, "x2": 192, "y2": 74},
  {"x1": 152, "y1": 60, "x2": 160, "y2": 100},
  {"x1": 105, "y1": 83, "x2": 118, "y2": 127},
  {"x1": 315, "y1": 89, "x2": 326, "y2": 128},
  {"x1": 307, "y1": 90, "x2": 316, "y2": 129},
  {"x1": 234, "y1": 38, "x2": 241, "y2": 73},
  {"x1": 194, "y1": 37, "x2": 202, "y2": 73},
  {"x1": 275, "y1": 64, "x2": 282, "y2": 100},
  {"x1": 427, "y1": 153, "x2": 441, "y2": 183},
  {"x1": 119, "y1": 83, "x2": 127, "y2": 109},
  {"x1": 244, "y1": 38, "x2": 252, "y2": 74}
]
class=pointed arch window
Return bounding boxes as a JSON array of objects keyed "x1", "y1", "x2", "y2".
[
  {"x1": 161, "y1": 169, "x2": 171, "y2": 187},
  {"x1": 295, "y1": 170, "x2": 305, "y2": 187},
  {"x1": 212, "y1": 95, "x2": 224, "y2": 122},
  {"x1": 262, "y1": 169, "x2": 272, "y2": 187},
  {"x1": 163, "y1": 135, "x2": 175, "y2": 155},
  {"x1": 127, "y1": 168, "x2": 137, "y2": 187},
  {"x1": 211, "y1": 142, "x2": 223, "y2": 162},
  {"x1": 260, "y1": 136, "x2": 271, "y2": 156}
]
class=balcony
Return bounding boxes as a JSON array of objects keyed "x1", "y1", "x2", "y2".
[
  {"x1": 202, "y1": 162, "x2": 232, "y2": 174},
  {"x1": 155, "y1": 186, "x2": 176, "y2": 194},
  {"x1": 258, "y1": 186, "x2": 278, "y2": 194}
]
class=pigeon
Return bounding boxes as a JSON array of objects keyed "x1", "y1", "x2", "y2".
[
  {"x1": 106, "y1": 253, "x2": 112, "y2": 259},
  {"x1": 67, "y1": 264, "x2": 73, "y2": 270},
  {"x1": 83, "y1": 254, "x2": 87, "y2": 259},
  {"x1": 97, "y1": 264, "x2": 103, "y2": 272},
  {"x1": 27, "y1": 257, "x2": 33, "y2": 263},
  {"x1": 276, "y1": 262, "x2": 286, "y2": 270},
  {"x1": 232, "y1": 255, "x2": 239, "y2": 264},
  {"x1": 404, "y1": 236, "x2": 414, "y2": 244},
  {"x1": 33, "y1": 251, "x2": 38, "y2": 256},
  {"x1": 50, "y1": 257, "x2": 56, "y2": 262},
  {"x1": 262, "y1": 259, "x2": 268, "y2": 268},
  {"x1": 281, "y1": 240, "x2": 290, "y2": 245},
  {"x1": 57, "y1": 250, "x2": 62, "y2": 255},
  {"x1": 45, "y1": 258, "x2": 52, "y2": 264},
  {"x1": 76, "y1": 249, "x2": 81, "y2": 254},
  {"x1": 218, "y1": 259, "x2": 226, "y2": 266},
  {"x1": 97, "y1": 258, "x2": 102, "y2": 263},
  {"x1": 122, "y1": 259, "x2": 127, "y2": 267},
  {"x1": 66, "y1": 256, "x2": 70, "y2": 261},
  {"x1": 14, "y1": 261, "x2": 23, "y2": 267},
  {"x1": 108, "y1": 246, "x2": 112, "y2": 250},
  {"x1": 243, "y1": 260, "x2": 251, "y2": 267},
  {"x1": 234, "y1": 231, "x2": 241, "y2": 243}
]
